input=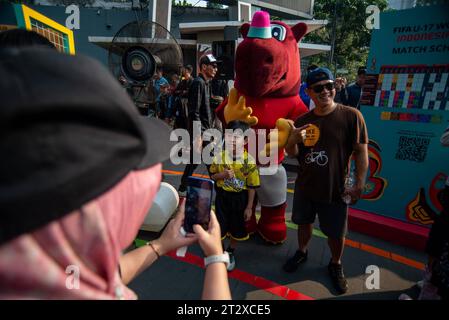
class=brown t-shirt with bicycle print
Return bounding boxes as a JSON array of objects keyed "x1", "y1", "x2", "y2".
[{"x1": 294, "y1": 104, "x2": 368, "y2": 203}]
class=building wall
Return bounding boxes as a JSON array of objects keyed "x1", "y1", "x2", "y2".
[
  {"x1": 2, "y1": 3, "x2": 322, "y2": 72},
  {"x1": 1, "y1": 3, "x2": 231, "y2": 65},
  {"x1": 170, "y1": 7, "x2": 229, "y2": 72},
  {"x1": 215, "y1": 0, "x2": 313, "y2": 16},
  {"x1": 261, "y1": 0, "x2": 313, "y2": 14},
  {"x1": 0, "y1": 3, "x2": 17, "y2": 26},
  {"x1": 26, "y1": 5, "x2": 139, "y2": 64},
  {"x1": 155, "y1": 0, "x2": 170, "y2": 30},
  {"x1": 181, "y1": 47, "x2": 198, "y2": 75},
  {"x1": 197, "y1": 30, "x2": 224, "y2": 44},
  {"x1": 171, "y1": 6, "x2": 228, "y2": 39}
]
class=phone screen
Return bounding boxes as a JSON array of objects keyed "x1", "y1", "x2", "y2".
[{"x1": 184, "y1": 177, "x2": 214, "y2": 233}]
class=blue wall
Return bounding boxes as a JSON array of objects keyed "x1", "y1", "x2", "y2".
[{"x1": 0, "y1": 3, "x2": 17, "y2": 25}]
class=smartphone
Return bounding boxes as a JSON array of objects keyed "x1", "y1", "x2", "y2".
[{"x1": 183, "y1": 177, "x2": 214, "y2": 233}]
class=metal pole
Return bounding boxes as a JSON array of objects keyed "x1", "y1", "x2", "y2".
[{"x1": 329, "y1": 0, "x2": 337, "y2": 72}]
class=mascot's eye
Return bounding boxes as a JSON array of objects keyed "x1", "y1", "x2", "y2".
[{"x1": 271, "y1": 25, "x2": 286, "y2": 41}]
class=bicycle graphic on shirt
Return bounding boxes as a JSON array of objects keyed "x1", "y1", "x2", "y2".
[{"x1": 305, "y1": 150, "x2": 328, "y2": 166}]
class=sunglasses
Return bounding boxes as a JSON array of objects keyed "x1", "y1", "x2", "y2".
[{"x1": 311, "y1": 82, "x2": 335, "y2": 93}]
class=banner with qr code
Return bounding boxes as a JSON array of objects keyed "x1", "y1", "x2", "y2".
[
  {"x1": 356, "y1": 5, "x2": 449, "y2": 226},
  {"x1": 395, "y1": 132, "x2": 431, "y2": 163}
]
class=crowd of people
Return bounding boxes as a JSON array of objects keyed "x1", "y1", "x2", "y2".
[{"x1": 119, "y1": 60, "x2": 228, "y2": 131}]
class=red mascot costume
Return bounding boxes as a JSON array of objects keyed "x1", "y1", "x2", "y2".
[{"x1": 216, "y1": 11, "x2": 308, "y2": 243}]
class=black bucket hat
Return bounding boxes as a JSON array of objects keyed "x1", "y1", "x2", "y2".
[{"x1": 0, "y1": 48, "x2": 173, "y2": 245}]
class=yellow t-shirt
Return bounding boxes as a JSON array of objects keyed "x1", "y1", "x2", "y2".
[{"x1": 210, "y1": 150, "x2": 260, "y2": 192}]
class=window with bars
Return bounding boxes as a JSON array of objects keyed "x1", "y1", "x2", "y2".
[{"x1": 30, "y1": 18, "x2": 69, "y2": 53}]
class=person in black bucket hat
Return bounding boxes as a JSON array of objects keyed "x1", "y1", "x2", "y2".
[
  {"x1": 0, "y1": 47, "x2": 174, "y2": 243},
  {"x1": 0, "y1": 46, "x2": 230, "y2": 300}
]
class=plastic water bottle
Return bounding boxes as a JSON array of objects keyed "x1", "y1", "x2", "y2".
[{"x1": 342, "y1": 171, "x2": 355, "y2": 205}]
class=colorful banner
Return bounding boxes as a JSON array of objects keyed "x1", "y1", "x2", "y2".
[{"x1": 358, "y1": 4, "x2": 449, "y2": 226}]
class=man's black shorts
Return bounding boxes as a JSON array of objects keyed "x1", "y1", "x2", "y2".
[
  {"x1": 215, "y1": 188, "x2": 249, "y2": 240},
  {"x1": 292, "y1": 190, "x2": 348, "y2": 239}
]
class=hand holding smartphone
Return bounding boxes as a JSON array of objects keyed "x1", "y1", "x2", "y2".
[{"x1": 183, "y1": 177, "x2": 214, "y2": 234}]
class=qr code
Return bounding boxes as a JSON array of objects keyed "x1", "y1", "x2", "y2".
[{"x1": 395, "y1": 136, "x2": 430, "y2": 162}]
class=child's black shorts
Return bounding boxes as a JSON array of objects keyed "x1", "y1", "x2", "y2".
[{"x1": 215, "y1": 188, "x2": 249, "y2": 240}]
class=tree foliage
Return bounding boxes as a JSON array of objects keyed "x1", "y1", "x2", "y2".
[
  {"x1": 172, "y1": 0, "x2": 191, "y2": 6},
  {"x1": 304, "y1": 0, "x2": 388, "y2": 80},
  {"x1": 206, "y1": 1, "x2": 224, "y2": 9}
]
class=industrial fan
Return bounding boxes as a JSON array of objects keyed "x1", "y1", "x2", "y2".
[{"x1": 108, "y1": 20, "x2": 183, "y2": 116}]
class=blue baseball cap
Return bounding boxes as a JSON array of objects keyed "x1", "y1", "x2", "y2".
[{"x1": 306, "y1": 67, "x2": 334, "y2": 87}]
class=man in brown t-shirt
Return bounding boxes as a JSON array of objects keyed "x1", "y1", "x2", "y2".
[{"x1": 283, "y1": 67, "x2": 369, "y2": 294}]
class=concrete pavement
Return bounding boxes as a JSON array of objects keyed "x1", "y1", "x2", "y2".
[{"x1": 128, "y1": 161, "x2": 426, "y2": 300}]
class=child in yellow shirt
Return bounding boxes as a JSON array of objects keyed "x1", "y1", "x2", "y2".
[{"x1": 210, "y1": 120, "x2": 260, "y2": 271}]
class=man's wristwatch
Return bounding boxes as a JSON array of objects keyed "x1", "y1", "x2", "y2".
[{"x1": 204, "y1": 251, "x2": 230, "y2": 268}]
